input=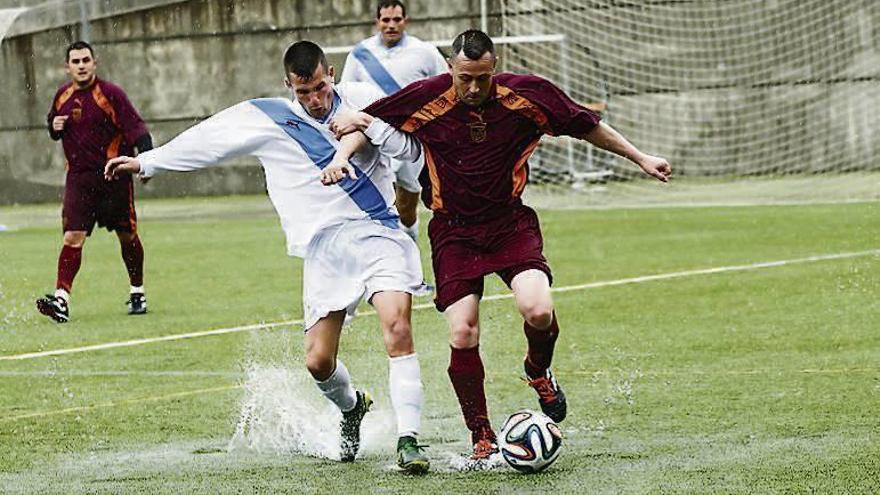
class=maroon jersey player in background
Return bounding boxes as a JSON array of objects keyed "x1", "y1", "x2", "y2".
[
  {"x1": 36, "y1": 41, "x2": 154, "y2": 323},
  {"x1": 327, "y1": 29, "x2": 671, "y2": 461}
]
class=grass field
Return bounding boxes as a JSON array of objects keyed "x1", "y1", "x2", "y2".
[{"x1": 1, "y1": 195, "x2": 878, "y2": 494}]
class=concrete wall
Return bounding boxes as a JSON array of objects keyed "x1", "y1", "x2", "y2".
[
  {"x1": 1, "y1": 0, "x2": 877, "y2": 204},
  {"x1": 0, "y1": 0, "x2": 498, "y2": 204}
]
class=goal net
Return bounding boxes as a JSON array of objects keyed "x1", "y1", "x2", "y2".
[{"x1": 499, "y1": 0, "x2": 880, "y2": 206}]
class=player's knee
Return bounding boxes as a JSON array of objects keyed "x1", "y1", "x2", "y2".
[
  {"x1": 383, "y1": 317, "x2": 414, "y2": 357},
  {"x1": 304, "y1": 352, "x2": 335, "y2": 381},
  {"x1": 62, "y1": 231, "x2": 86, "y2": 248},
  {"x1": 449, "y1": 320, "x2": 480, "y2": 348},
  {"x1": 520, "y1": 301, "x2": 554, "y2": 330}
]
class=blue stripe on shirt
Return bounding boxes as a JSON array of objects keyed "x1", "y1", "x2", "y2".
[
  {"x1": 248, "y1": 98, "x2": 399, "y2": 229},
  {"x1": 351, "y1": 43, "x2": 402, "y2": 95}
]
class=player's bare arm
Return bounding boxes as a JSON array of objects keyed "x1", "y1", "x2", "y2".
[
  {"x1": 319, "y1": 131, "x2": 368, "y2": 185},
  {"x1": 582, "y1": 122, "x2": 672, "y2": 182},
  {"x1": 329, "y1": 111, "x2": 373, "y2": 140},
  {"x1": 104, "y1": 156, "x2": 142, "y2": 181}
]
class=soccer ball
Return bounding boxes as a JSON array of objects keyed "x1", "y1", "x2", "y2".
[{"x1": 498, "y1": 409, "x2": 563, "y2": 473}]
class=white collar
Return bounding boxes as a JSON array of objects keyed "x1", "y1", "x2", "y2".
[
  {"x1": 294, "y1": 88, "x2": 342, "y2": 125},
  {"x1": 373, "y1": 32, "x2": 409, "y2": 51}
]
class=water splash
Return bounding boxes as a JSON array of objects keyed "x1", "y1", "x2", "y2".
[
  {"x1": 227, "y1": 364, "x2": 396, "y2": 460},
  {"x1": 442, "y1": 451, "x2": 507, "y2": 472},
  {"x1": 0, "y1": 282, "x2": 37, "y2": 332}
]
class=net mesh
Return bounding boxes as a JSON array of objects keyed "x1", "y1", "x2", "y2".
[{"x1": 499, "y1": 0, "x2": 880, "y2": 204}]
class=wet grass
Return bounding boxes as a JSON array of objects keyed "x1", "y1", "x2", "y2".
[{"x1": 1, "y1": 197, "x2": 878, "y2": 493}]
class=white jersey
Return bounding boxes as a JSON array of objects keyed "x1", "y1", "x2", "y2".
[
  {"x1": 340, "y1": 33, "x2": 447, "y2": 95},
  {"x1": 137, "y1": 82, "x2": 421, "y2": 258}
]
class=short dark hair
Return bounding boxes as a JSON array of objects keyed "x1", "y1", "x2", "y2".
[
  {"x1": 451, "y1": 30, "x2": 495, "y2": 60},
  {"x1": 376, "y1": 0, "x2": 406, "y2": 18},
  {"x1": 65, "y1": 41, "x2": 94, "y2": 62},
  {"x1": 283, "y1": 41, "x2": 328, "y2": 79}
]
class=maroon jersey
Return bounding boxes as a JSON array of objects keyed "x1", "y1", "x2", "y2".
[
  {"x1": 364, "y1": 73, "x2": 600, "y2": 218},
  {"x1": 47, "y1": 77, "x2": 148, "y2": 173}
]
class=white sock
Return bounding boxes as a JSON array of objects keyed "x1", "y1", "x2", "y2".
[
  {"x1": 54, "y1": 289, "x2": 70, "y2": 302},
  {"x1": 389, "y1": 353, "x2": 423, "y2": 438},
  {"x1": 400, "y1": 219, "x2": 419, "y2": 242},
  {"x1": 130, "y1": 285, "x2": 144, "y2": 295},
  {"x1": 315, "y1": 360, "x2": 357, "y2": 412}
]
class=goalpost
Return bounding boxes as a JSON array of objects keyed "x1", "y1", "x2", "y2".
[{"x1": 493, "y1": 0, "x2": 880, "y2": 202}]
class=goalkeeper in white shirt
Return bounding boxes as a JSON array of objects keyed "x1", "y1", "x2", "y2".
[
  {"x1": 104, "y1": 41, "x2": 430, "y2": 474},
  {"x1": 340, "y1": 0, "x2": 448, "y2": 241}
]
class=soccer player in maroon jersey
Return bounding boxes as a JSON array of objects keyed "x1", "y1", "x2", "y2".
[
  {"x1": 36, "y1": 41, "x2": 154, "y2": 323},
  {"x1": 326, "y1": 29, "x2": 671, "y2": 460}
]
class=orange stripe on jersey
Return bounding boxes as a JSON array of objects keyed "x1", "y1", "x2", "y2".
[
  {"x1": 402, "y1": 86, "x2": 459, "y2": 133},
  {"x1": 91, "y1": 83, "x2": 119, "y2": 127},
  {"x1": 54, "y1": 85, "x2": 76, "y2": 112},
  {"x1": 511, "y1": 138, "x2": 541, "y2": 198},
  {"x1": 423, "y1": 145, "x2": 445, "y2": 212},
  {"x1": 107, "y1": 134, "x2": 123, "y2": 160},
  {"x1": 495, "y1": 85, "x2": 554, "y2": 135}
]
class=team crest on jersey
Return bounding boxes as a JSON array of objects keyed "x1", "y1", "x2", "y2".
[
  {"x1": 468, "y1": 122, "x2": 487, "y2": 143},
  {"x1": 468, "y1": 110, "x2": 487, "y2": 143},
  {"x1": 71, "y1": 100, "x2": 83, "y2": 122}
]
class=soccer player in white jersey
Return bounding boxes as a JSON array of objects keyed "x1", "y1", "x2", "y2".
[
  {"x1": 104, "y1": 41, "x2": 430, "y2": 474},
  {"x1": 340, "y1": 0, "x2": 448, "y2": 241}
]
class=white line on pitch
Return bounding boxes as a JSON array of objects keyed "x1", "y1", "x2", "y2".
[
  {"x1": 0, "y1": 370, "x2": 243, "y2": 378},
  {"x1": 0, "y1": 321, "x2": 298, "y2": 362},
  {"x1": 0, "y1": 385, "x2": 242, "y2": 422},
  {"x1": 1, "y1": 249, "x2": 877, "y2": 362}
]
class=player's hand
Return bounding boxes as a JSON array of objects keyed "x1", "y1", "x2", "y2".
[
  {"x1": 329, "y1": 111, "x2": 372, "y2": 140},
  {"x1": 320, "y1": 156, "x2": 358, "y2": 185},
  {"x1": 52, "y1": 115, "x2": 69, "y2": 131},
  {"x1": 104, "y1": 156, "x2": 142, "y2": 181},
  {"x1": 638, "y1": 155, "x2": 672, "y2": 183}
]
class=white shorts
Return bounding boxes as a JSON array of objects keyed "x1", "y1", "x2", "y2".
[
  {"x1": 391, "y1": 155, "x2": 423, "y2": 194},
  {"x1": 302, "y1": 219, "x2": 430, "y2": 330}
]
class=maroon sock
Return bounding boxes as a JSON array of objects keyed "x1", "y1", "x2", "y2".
[
  {"x1": 120, "y1": 234, "x2": 145, "y2": 287},
  {"x1": 524, "y1": 312, "x2": 560, "y2": 379},
  {"x1": 56, "y1": 245, "x2": 82, "y2": 293},
  {"x1": 448, "y1": 345, "x2": 492, "y2": 434}
]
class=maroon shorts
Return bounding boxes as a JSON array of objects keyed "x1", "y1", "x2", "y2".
[
  {"x1": 62, "y1": 170, "x2": 137, "y2": 235},
  {"x1": 428, "y1": 204, "x2": 553, "y2": 312}
]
